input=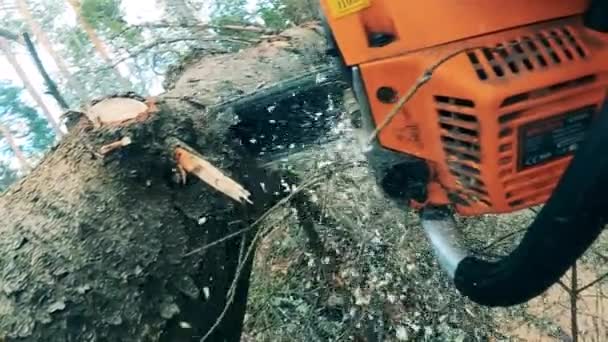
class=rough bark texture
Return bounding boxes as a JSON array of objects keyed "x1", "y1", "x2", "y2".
[{"x1": 0, "y1": 26, "x2": 342, "y2": 341}]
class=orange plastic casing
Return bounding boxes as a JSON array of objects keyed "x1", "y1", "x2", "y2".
[{"x1": 321, "y1": 1, "x2": 608, "y2": 215}]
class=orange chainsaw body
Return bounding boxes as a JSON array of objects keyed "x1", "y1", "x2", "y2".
[{"x1": 321, "y1": 0, "x2": 608, "y2": 215}]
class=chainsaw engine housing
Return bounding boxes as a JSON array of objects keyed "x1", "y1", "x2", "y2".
[{"x1": 322, "y1": 0, "x2": 608, "y2": 215}]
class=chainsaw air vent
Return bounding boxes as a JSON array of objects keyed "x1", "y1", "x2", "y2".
[
  {"x1": 434, "y1": 95, "x2": 475, "y2": 108},
  {"x1": 468, "y1": 26, "x2": 588, "y2": 81},
  {"x1": 502, "y1": 167, "x2": 564, "y2": 209},
  {"x1": 500, "y1": 74, "x2": 597, "y2": 107},
  {"x1": 435, "y1": 97, "x2": 490, "y2": 206}
]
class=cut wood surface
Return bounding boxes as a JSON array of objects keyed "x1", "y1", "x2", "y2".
[
  {"x1": 86, "y1": 97, "x2": 151, "y2": 125},
  {"x1": 0, "y1": 25, "x2": 343, "y2": 341}
]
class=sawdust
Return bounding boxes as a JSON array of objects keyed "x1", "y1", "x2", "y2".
[{"x1": 244, "y1": 94, "x2": 608, "y2": 341}]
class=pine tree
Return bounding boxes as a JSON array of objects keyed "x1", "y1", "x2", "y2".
[
  {"x1": 211, "y1": 0, "x2": 250, "y2": 25},
  {"x1": 0, "y1": 81, "x2": 56, "y2": 156},
  {"x1": 256, "y1": 0, "x2": 319, "y2": 30},
  {"x1": 66, "y1": 0, "x2": 132, "y2": 90},
  {"x1": 0, "y1": 160, "x2": 18, "y2": 192},
  {"x1": 0, "y1": 120, "x2": 30, "y2": 171},
  {"x1": 158, "y1": 0, "x2": 201, "y2": 25},
  {"x1": 0, "y1": 37, "x2": 63, "y2": 136},
  {"x1": 16, "y1": 0, "x2": 88, "y2": 104}
]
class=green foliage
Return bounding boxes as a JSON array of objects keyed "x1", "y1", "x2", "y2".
[
  {"x1": 256, "y1": 0, "x2": 319, "y2": 30},
  {"x1": 62, "y1": 29, "x2": 92, "y2": 65},
  {"x1": 210, "y1": 0, "x2": 250, "y2": 25},
  {"x1": 0, "y1": 81, "x2": 53, "y2": 190},
  {"x1": 0, "y1": 161, "x2": 18, "y2": 192},
  {"x1": 0, "y1": 81, "x2": 55, "y2": 154},
  {"x1": 81, "y1": 0, "x2": 123, "y2": 31},
  {"x1": 255, "y1": 0, "x2": 285, "y2": 29},
  {"x1": 80, "y1": 0, "x2": 141, "y2": 44},
  {"x1": 29, "y1": 0, "x2": 68, "y2": 30}
]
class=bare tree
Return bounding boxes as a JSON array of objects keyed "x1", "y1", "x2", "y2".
[
  {"x1": 0, "y1": 38, "x2": 63, "y2": 136},
  {"x1": 16, "y1": 0, "x2": 88, "y2": 103},
  {"x1": 0, "y1": 120, "x2": 31, "y2": 171}
]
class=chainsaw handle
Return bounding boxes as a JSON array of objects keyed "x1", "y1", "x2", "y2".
[{"x1": 422, "y1": 101, "x2": 608, "y2": 307}]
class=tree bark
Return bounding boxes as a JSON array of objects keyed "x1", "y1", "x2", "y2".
[
  {"x1": 0, "y1": 25, "x2": 343, "y2": 341},
  {"x1": 16, "y1": 0, "x2": 88, "y2": 104},
  {"x1": 0, "y1": 38, "x2": 63, "y2": 136}
]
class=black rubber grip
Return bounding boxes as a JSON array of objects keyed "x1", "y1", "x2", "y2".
[
  {"x1": 453, "y1": 101, "x2": 608, "y2": 307},
  {"x1": 584, "y1": 0, "x2": 608, "y2": 32}
]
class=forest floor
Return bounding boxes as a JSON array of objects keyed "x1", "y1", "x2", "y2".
[
  {"x1": 240, "y1": 115, "x2": 608, "y2": 342},
  {"x1": 161, "y1": 29, "x2": 607, "y2": 341}
]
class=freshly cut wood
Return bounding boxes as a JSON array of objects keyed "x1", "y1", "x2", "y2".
[
  {"x1": 99, "y1": 136, "x2": 132, "y2": 155},
  {"x1": 173, "y1": 141, "x2": 253, "y2": 204},
  {"x1": 86, "y1": 97, "x2": 153, "y2": 125},
  {"x1": 0, "y1": 25, "x2": 345, "y2": 341}
]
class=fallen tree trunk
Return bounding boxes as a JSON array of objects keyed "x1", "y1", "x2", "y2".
[{"x1": 0, "y1": 25, "x2": 345, "y2": 341}]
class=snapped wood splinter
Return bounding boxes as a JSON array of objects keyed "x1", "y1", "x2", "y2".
[
  {"x1": 175, "y1": 146, "x2": 253, "y2": 204},
  {"x1": 100, "y1": 137, "x2": 133, "y2": 155}
]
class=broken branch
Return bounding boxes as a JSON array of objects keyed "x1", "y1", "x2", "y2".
[
  {"x1": 171, "y1": 139, "x2": 252, "y2": 204},
  {"x1": 100, "y1": 136, "x2": 132, "y2": 155},
  {"x1": 0, "y1": 28, "x2": 20, "y2": 42},
  {"x1": 139, "y1": 22, "x2": 276, "y2": 34}
]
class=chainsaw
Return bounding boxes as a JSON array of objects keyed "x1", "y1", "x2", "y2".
[{"x1": 319, "y1": 0, "x2": 608, "y2": 306}]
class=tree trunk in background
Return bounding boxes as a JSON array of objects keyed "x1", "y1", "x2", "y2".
[
  {"x1": 0, "y1": 38, "x2": 63, "y2": 136},
  {"x1": 160, "y1": 0, "x2": 200, "y2": 25},
  {"x1": 16, "y1": 0, "x2": 88, "y2": 104},
  {"x1": 22, "y1": 33, "x2": 70, "y2": 110},
  {"x1": 65, "y1": 0, "x2": 132, "y2": 90},
  {"x1": 0, "y1": 121, "x2": 31, "y2": 171},
  {"x1": 0, "y1": 26, "x2": 341, "y2": 341}
]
